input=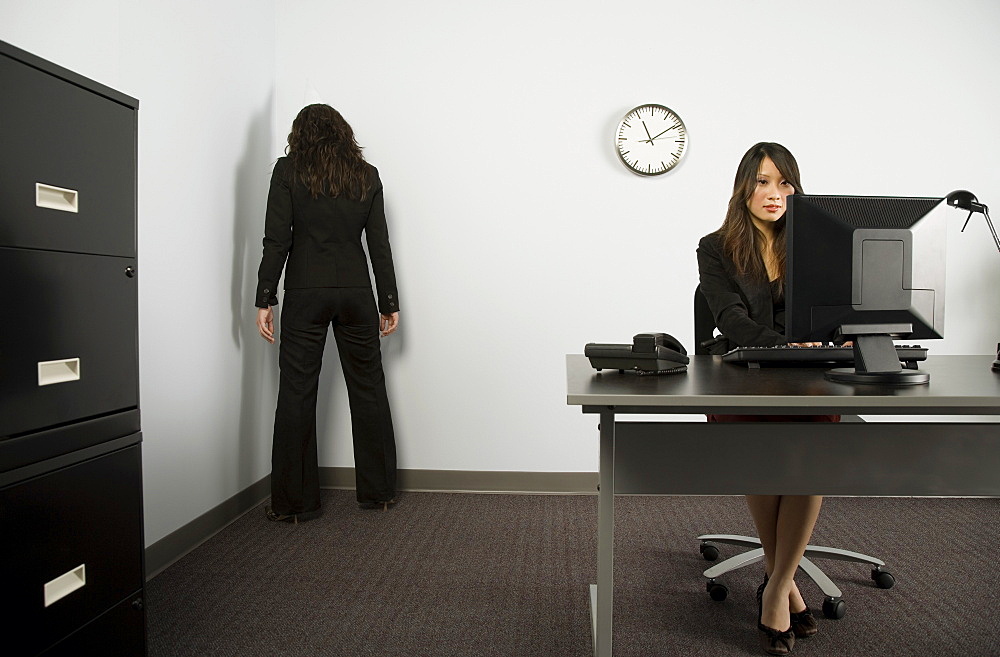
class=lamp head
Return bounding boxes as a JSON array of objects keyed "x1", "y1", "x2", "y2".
[{"x1": 947, "y1": 190, "x2": 987, "y2": 213}]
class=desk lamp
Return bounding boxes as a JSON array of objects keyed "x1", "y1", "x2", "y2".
[{"x1": 945, "y1": 190, "x2": 998, "y2": 371}]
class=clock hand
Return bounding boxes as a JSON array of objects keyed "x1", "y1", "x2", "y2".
[
  {"x1": 648, "y1": 122, "x2": 682, "y2": 142},
  {"x1": 637, "y1": 130, "x2": 675, "y2": 145},
  {"x1": 642, "y1": 121, "x2": 654, "y2": 143},
  {"x1": 648, "y1": 127, "x2": 676, "y2": 142}
]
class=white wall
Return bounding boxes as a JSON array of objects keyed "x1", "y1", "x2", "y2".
[
  {"x1": 1, "y1": 0, "x2": 277, "y2": 546},
  {"x1": 274, "y1": 0, "x2": 1000, "y2": 472},
  {"x1": 3, "y1": 0, "x2": 999, "y2": 547}
]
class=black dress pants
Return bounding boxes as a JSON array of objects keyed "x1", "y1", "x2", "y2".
[{"x1": 270, "y1": 287, "x2": 396, "y2": 514}]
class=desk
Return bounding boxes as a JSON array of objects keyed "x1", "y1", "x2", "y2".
[{"x1": 565, "y1": 354, "x2": 1000, "y2": 657}]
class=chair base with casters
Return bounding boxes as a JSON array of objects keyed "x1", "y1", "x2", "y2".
[{"x1": 697, "y1": 533, "x2": 896, "y2": 619}]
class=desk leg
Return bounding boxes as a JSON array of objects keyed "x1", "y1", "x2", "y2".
[{"x1": 592, "y1": 411, "x2": 615, "y2": 657}]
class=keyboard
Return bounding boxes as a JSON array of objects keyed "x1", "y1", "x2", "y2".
[{"x1": 721, "y1": 344, "x2": 928, "y2": 366}]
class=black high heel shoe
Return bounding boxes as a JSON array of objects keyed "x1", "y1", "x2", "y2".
[
  {"x1": 760, "y1": 574, "x2": 816, "y2": 640},
  {"x1": 790, "y1": 607, "x2": 818, "y2": 638},
  {"x1": 358, "y1": 498, "x2": 397, "y2": 511},
  {"x1": 264, "y1": 505, "x2": 321, "y2": 524},
  {"x1": 758, "y1": 623, "x2": 795, "y2": 656},
  {"x1": 757, "y1": 575, "x2": 795, "y2": 655},
  {"x1": 757, "y1": 574, "x2": 769, "y2": 623}
]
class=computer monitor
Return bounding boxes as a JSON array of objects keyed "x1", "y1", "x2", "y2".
[{"x1": 785, "y1": 194, "x2": 949, "y2": 385}]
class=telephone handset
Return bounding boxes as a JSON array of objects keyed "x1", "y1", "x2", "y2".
[
  {"x1": 584, "y1": 332, "x2": 689, "y2": 375},
  {"x1": 631, "y1": 332, "x2": 688, "y2": 359}
]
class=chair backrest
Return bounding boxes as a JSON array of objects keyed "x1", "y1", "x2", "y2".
[{"x1": 693, "y1": 285, "x2": 716, "y2": 355}]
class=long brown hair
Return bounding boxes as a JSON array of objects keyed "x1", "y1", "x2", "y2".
[
  {"x1": 285, "y1": 104, "x2": 371, "y2": 201},
  {"x1": 717, "y1": 142, "x2": 803, "y2": 283}
]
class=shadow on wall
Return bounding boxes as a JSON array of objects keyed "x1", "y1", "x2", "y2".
[
  {"x1": 232, "y1": 91, "x2": 276, "y2": 489},
  {"x1": 380, "y1": 195, "x2": 405, "y2": 365}
]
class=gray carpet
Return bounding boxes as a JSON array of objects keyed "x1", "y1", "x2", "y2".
[{"x1": 146, "y1": 491, "x2": 1000, "y2": 656}]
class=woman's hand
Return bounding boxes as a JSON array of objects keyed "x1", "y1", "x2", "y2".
[
  {"x1": 380, "y1": 312, "x2": 399, "y2": 337},
  {"x1": 257, "y1": 307, "x2": 275, "y2": 344},
  {"x1": 788, "y1": 342, "x2": 823, "y2": 347}
]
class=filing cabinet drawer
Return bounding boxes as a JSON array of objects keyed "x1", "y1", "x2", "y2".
[
  {"x1": 0, "y1": 52, "x2": 136, "y2": 256},
  {"x1": 41, "y1": 591, "x2": 146, "y2": 657},
  {"x1": 0, "y1": 248, "x2": 137, "y2": 437},
  {"x1": 0, "y1": 444, "x2": 144, "y2": 656}
]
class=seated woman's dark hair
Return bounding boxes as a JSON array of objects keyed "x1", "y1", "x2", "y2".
[
  {"x1": 718, "y1": 142, "x2": 803, "y2": 282},
  {"x1": 286, "y1": 104, "x2": 371, "y2": 201}
]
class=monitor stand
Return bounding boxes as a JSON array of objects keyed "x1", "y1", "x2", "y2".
[{"x1": 826, "y1": 324, "x2": 930, "y2": 385}]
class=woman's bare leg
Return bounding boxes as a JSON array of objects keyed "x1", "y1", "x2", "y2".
[
  {"x1": 754, "y1": 495, "x2": 822, "y2": 630},
  {"x1": 746, "y1": 495, "x2": 780, "y2": 575},
  {"x1": 747, "y1": 496, "x2": 806, "y2": 615}
]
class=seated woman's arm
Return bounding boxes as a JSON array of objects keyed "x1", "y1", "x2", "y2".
[{"x1": 697, "y1": 236, "x2": 785, "y2": 348}]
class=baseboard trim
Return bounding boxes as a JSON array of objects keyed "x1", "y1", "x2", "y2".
[
  {"x1": 320, "y1": 467, "x2": 599, "y2": 494},
  {"x1": 145, "y1": 469, "x2": 598, "y2": 580}
]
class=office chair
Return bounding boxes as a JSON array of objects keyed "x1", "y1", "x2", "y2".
[{"x1": 692, "y1": 285, "x2": 895, "y2": 619}]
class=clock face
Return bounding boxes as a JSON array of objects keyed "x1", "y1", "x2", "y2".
[{"x1": 615, "y1": 104, "x2": 688, "y2": 176}]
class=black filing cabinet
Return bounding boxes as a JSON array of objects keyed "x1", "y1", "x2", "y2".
[{"x1": 0, "y1": 40, "x2": 145, "y2": 656}]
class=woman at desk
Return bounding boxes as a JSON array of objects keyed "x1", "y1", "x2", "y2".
[
  {"x1": 697, "y1": 142, "x2": 833, "y2": 656},
  {"x1": 256, "y1": 104, "x2": 400, "y2": 521}
]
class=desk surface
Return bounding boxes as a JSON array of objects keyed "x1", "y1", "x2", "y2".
[{"x1": 566, "y1": 354, "x2": 1000, "y2": 415}]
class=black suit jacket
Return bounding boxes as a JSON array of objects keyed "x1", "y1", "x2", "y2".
[
  {"x1": 696, "y1": 232, "x2": 785, "y2": 353},
  {"x1": 256, "y1": 157, "x2": 399, "y2": 314}
]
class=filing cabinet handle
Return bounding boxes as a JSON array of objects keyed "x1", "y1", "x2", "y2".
[
  {"x1": 35, "y1": 183, "x2": 79, "y2": 213},
  {"x1": 126, "y1": 266, "x2": 136, "y2": 278},
  {"x1": 38, "y1": 358, "x2": 81, "y2": 386},
  {"x1": 44, "y1": 564, "x2": 86, "y2": 607}
]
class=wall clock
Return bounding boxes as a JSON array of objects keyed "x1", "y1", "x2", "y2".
[{"x1": 615, "y1": 104, "x2": 688, "y2": 176}]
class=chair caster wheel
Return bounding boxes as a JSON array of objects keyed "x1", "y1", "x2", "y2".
[
  {"x1": 699, "y1": 543, "x2": 720, "y2": 561},
  {"x1": 872, "y1": 568, "x2": 895, "y2": 589},
  {"x1": 706, "y1": 579, "x2": 728, "y2": 601},
  {"x1": 822, "y1": 596, "x2": 846, "y2": 619}
]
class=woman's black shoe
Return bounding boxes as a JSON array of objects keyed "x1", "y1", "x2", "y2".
[
  {"x1": 760, "y1": 574, "x2": 816, "y2": 639},
  {"x1": 757, "y1": 575, "x2": 794, "y2": 654},
  {"x1": 264, "y1": 505, "x2": 320, "y2": 524},
  {"x1": 358, "y1": 498, "x2": 397, "y2": 511},
  {"x1": 758, "y1": 623, "x2": 795, "y2": 656},
  {"x1": 756, "y1": 574, "x2": 769, "y2": 624},
  {"x1": 790, "y1": 607, "x2": 818, "y2": 638}
]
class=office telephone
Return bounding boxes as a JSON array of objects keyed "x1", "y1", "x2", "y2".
[{"x1": 585, "y1": 332, "x2": 689, "y2": 375}]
